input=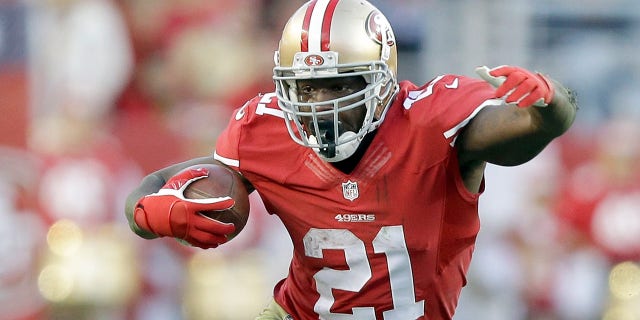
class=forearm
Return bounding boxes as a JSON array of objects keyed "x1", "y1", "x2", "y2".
[
  {"x1": 458, "y1": 79, "x2": 578, "y2": 167},
  {"x1": 488, "y1": 78, "x2": 578, "y2": 165}
]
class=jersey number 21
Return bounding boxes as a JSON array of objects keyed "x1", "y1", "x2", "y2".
[{"x1": 304, "y1": 226, "x2": 425, "y2": 319}]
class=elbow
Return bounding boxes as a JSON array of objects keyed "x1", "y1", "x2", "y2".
[{"x1": 546, "y1": 82, "x2": 579, "y2": 136}]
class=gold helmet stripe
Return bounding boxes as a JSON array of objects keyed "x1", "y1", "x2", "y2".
[{"x1": 302, "y1": 0, "x2": 339, "y2": 52}]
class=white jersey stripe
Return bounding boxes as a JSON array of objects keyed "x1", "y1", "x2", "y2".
[
  {"x1": 443, "y1": 98, "x2": 503, "y2": 146},
  {"x1": 214, "y1": 151, "x2": 240, "y2": 168}
]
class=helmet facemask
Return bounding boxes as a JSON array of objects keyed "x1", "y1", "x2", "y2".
[
  {"x1": 272, "y1": 0, "x2": 398, "y2": 162},
  {"x1": 274, "y1": 52, "x2": 396, "y2": 162}
]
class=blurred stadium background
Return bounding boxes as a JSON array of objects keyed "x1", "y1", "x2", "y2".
[{"x1": 0, "y1": 0, "x2": 639, "y2": 319}]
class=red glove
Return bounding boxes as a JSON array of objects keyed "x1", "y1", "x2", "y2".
[
  {"x1": 134, "y1": 167, "x2": 236, "y2": 249},
  {"x1": 475, "y1": 65, "x2": 555, "y2": 108}
]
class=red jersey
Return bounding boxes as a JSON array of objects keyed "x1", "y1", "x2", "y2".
[{"x1": 215, "y1": 75, "x2": 498, "y2": 319}]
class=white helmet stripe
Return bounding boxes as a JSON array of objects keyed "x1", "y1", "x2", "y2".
[{"x1": 303, "y1": 0, "x2": 339, "y2": 52}]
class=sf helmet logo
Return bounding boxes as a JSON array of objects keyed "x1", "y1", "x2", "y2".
[
  {"x1": 366, "y1": 10, "x2": 395, "y2": 47},
  {"x1": 304, "y1": 54, "x2": 325, "y2": 66}
]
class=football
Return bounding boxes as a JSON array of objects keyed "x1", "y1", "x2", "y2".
[{"x1": 182, "y1": 163, "x2": 250, "y2": 239}]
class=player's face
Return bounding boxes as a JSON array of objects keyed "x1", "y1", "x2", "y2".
[{"x1": 296, "y1": 76, "x2": 368, "y2": 136}]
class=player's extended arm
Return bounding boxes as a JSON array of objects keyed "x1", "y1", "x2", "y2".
[
  {"x1": 124, "y1": 157, "x2": 235, "y2": 249},
  {"x1": 458, "y1": 65, "x2": 578, "y2": 166}
]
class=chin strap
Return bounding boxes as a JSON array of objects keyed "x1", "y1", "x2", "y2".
[
  {"x1": 309, "y1": 131, "x2": 359, "y2": 162},
  {"x1": 320, "y1": 143, "x2": 337, "y2": 159},
  {"x1": 318, "y1": 122, "x2": 337, "y2": 158}
]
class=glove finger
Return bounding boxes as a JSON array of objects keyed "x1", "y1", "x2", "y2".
[
  {"x1": 168, "y1": 199, "x2": 235, "y2": 238},
  {"x1": 200, "y1": 223, "x2": 235, "y2": 237},
  {"x1": 535, "y1": 73, "x2": 555, "y2": 103},
  {"x1": 163, "y1": 167, "x2": 210, "y2": 191},
  {"x1": 186, "y1": 228, "x2": 230, "y2": 247},
  {"x1": 518, "y1": 88, "x2": 546, "y2": 108},
  {"x1": 495, "y1": 72, "x2": 526, "y2": 98},
  {"x1": 176, "y1": 167, "x2": 210, "y2": 181},
  {"x1": 488, "y1": 65, "x2": 518, "y2": 77},
  {"x1": 505, "y1": 79, "x2": 537, "y2": 104},
  {"x1": 183, "y1": 235, "x2": 220, "y2": 249},
  {"x1": 193, "y1": 214, "x2": 236, "y2": 235},
  {"x1": 185, "y1": 197, "x2": 235, "y2": 211}
]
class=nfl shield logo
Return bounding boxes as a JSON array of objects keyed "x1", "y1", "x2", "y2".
[{"x1": 342, "y1": 180, "x2": 359, "y2": 201}]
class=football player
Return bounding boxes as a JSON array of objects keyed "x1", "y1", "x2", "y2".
[{"x1": 125, "y1": 0, "x2": 578, "y2": 319}]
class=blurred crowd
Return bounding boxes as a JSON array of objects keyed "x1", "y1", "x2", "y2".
[{"x1": 0, "y1": 0, "x2": 639, "y2": 319}]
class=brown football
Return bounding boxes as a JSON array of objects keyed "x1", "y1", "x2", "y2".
[{"x1": 182, "y1": 163, "x2": 250, "y2": 239}]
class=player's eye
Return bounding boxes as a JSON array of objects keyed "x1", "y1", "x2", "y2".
[
  {"x1": 332, "y1": 85, "x2": 349, "y2": 92},
  {"x1": 299, "y1": 86, "x2": 314, "y2": 95}
]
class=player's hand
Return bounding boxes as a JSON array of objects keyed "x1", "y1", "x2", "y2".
[
  {"x1": 133, "y1": 167, "x2": 236, "y2": 249},
  {"x1": 475, "y1": 65, "x2": 555, "y2": 108}
]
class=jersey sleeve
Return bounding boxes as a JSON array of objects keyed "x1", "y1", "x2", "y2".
[
  {"x1": 213, "y1": 92, "x2": 285, "y2": 172},
  {"x1": 400, "y1": 75, "x2": 501, "y2": 146},
  {"x1": 213, "y1": 98, "x2": 255, "y2": 170}
]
